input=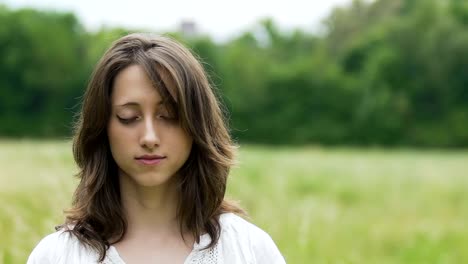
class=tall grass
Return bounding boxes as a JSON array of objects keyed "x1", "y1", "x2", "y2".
[{"x1": 1, "y1": 140, "x2": 467, "y2": 263}]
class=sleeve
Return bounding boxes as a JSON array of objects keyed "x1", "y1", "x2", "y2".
[
  {"x1": 251, "y1": 228, "x2": 286, "y2": 264},
  {"x1": 27, "y1": 234, "x2": 55, "y2": 264}
]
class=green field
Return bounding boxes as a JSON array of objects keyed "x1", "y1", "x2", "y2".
[{"x1": 1, "y1": 140, "x2": 467, "y2": 263}]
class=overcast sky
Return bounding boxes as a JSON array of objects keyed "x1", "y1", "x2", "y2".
[{"x1": 2, "y1": 0, "x2": 353, "y2": 42}]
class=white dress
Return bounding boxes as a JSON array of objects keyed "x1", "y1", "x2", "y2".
[{"x1": 27, "y1": 213, "x2": 286, "y2": 264}]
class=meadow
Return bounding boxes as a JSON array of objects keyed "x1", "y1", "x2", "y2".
[{"x1": 1, "y1": 140, "x2": 467, "y2": 263}]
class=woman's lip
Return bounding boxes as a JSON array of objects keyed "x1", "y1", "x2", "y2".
[
  {"x1": 137, "y1": 155, "x2": 165, "y2": 159},
  {"x1": 136, "y1": 157, "x2": 165, "y2": 165}
]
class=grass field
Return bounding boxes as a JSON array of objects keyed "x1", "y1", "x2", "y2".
[{"x1": 1, "y1": 139, "x2": 467, "y2": 263}]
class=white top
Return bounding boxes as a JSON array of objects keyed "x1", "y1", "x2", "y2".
[{"x1": 27, "y1": 213, "x2": 286, "y2": 264}]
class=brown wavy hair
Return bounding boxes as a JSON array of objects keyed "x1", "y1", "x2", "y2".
[{"x1": 59, "y1": 33, "x2": 245, "y2": 262}]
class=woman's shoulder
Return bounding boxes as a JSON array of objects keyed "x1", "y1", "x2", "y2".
[
  {"x1": 218, "y1": 213, "x2": 286, "y2": 263},
  {"x1": 219, "y1": 212, "x2": 267, "y2": 237},
  {"x1": 27, "y1": 228, "x2": 98, "y2": 264},
  {"x1": 219, "y1": 212, "x2": 277, "y2": 244}
]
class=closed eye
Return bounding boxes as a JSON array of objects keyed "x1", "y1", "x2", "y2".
[
  {"x1": 159, "y1": 115, "x2": 179, "y2": 124},
  {"x1": 117, "y1": 116, "x2": 138, "y2": 124},
  {"x1": 157, "y1": 114, "x2": 176, "y2": 120}
]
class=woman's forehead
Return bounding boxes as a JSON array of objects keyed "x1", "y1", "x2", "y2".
[{"x1": 111, "y1": 64, "x2": 178, "y2": 106}]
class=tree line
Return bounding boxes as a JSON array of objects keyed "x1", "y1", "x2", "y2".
[{"x1": 1, "y1": 0, "x2": 467, "y2": 147}]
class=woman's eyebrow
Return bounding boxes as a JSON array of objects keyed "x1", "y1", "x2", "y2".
[
  {"x1": 115, "y1": 100, "x2": 164, "y2": 107},
  {"x1": 116, "y1": 102, "x2": 139, "y2": 107}
]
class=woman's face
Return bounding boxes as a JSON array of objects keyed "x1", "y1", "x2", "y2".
[{"x1": 107, "y1": 64, "x2": 193, "y2": 187}]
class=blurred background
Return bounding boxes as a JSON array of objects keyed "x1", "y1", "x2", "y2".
[{"x1": 1, "y1": 0, "x2": 467, "y2": 263}]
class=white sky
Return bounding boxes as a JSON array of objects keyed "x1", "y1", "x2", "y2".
[{"x1": 2, "y1": 0, "x2": 352, "y2": 42}]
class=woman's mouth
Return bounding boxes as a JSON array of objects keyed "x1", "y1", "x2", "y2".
[{"x1": 135, "y1": 155, "x2": 166, "y2": 165}]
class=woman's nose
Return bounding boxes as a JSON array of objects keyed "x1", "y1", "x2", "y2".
[{"x1": 140, "y1": 118, "x2": 160, "y2": 149}]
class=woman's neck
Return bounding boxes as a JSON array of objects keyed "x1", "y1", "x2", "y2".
[{"x1": 118, "y1": 173, "x2": 181, "y2": 239}]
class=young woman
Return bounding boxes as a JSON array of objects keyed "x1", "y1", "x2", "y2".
[{"x1": 27, "y1": 33, "x2": 286, "y2": 263}]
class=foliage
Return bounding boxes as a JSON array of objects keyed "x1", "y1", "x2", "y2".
[{"x1": 1, "y1": 0, "x2": 467, "y2": 147}]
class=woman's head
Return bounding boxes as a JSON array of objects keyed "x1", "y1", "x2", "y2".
[
  {"x1": 107, "y1": 64, "x2": 193, "y2": 189},
  {"x1": 65, "y1": 33, "x2": 243, "y2": 261}
]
